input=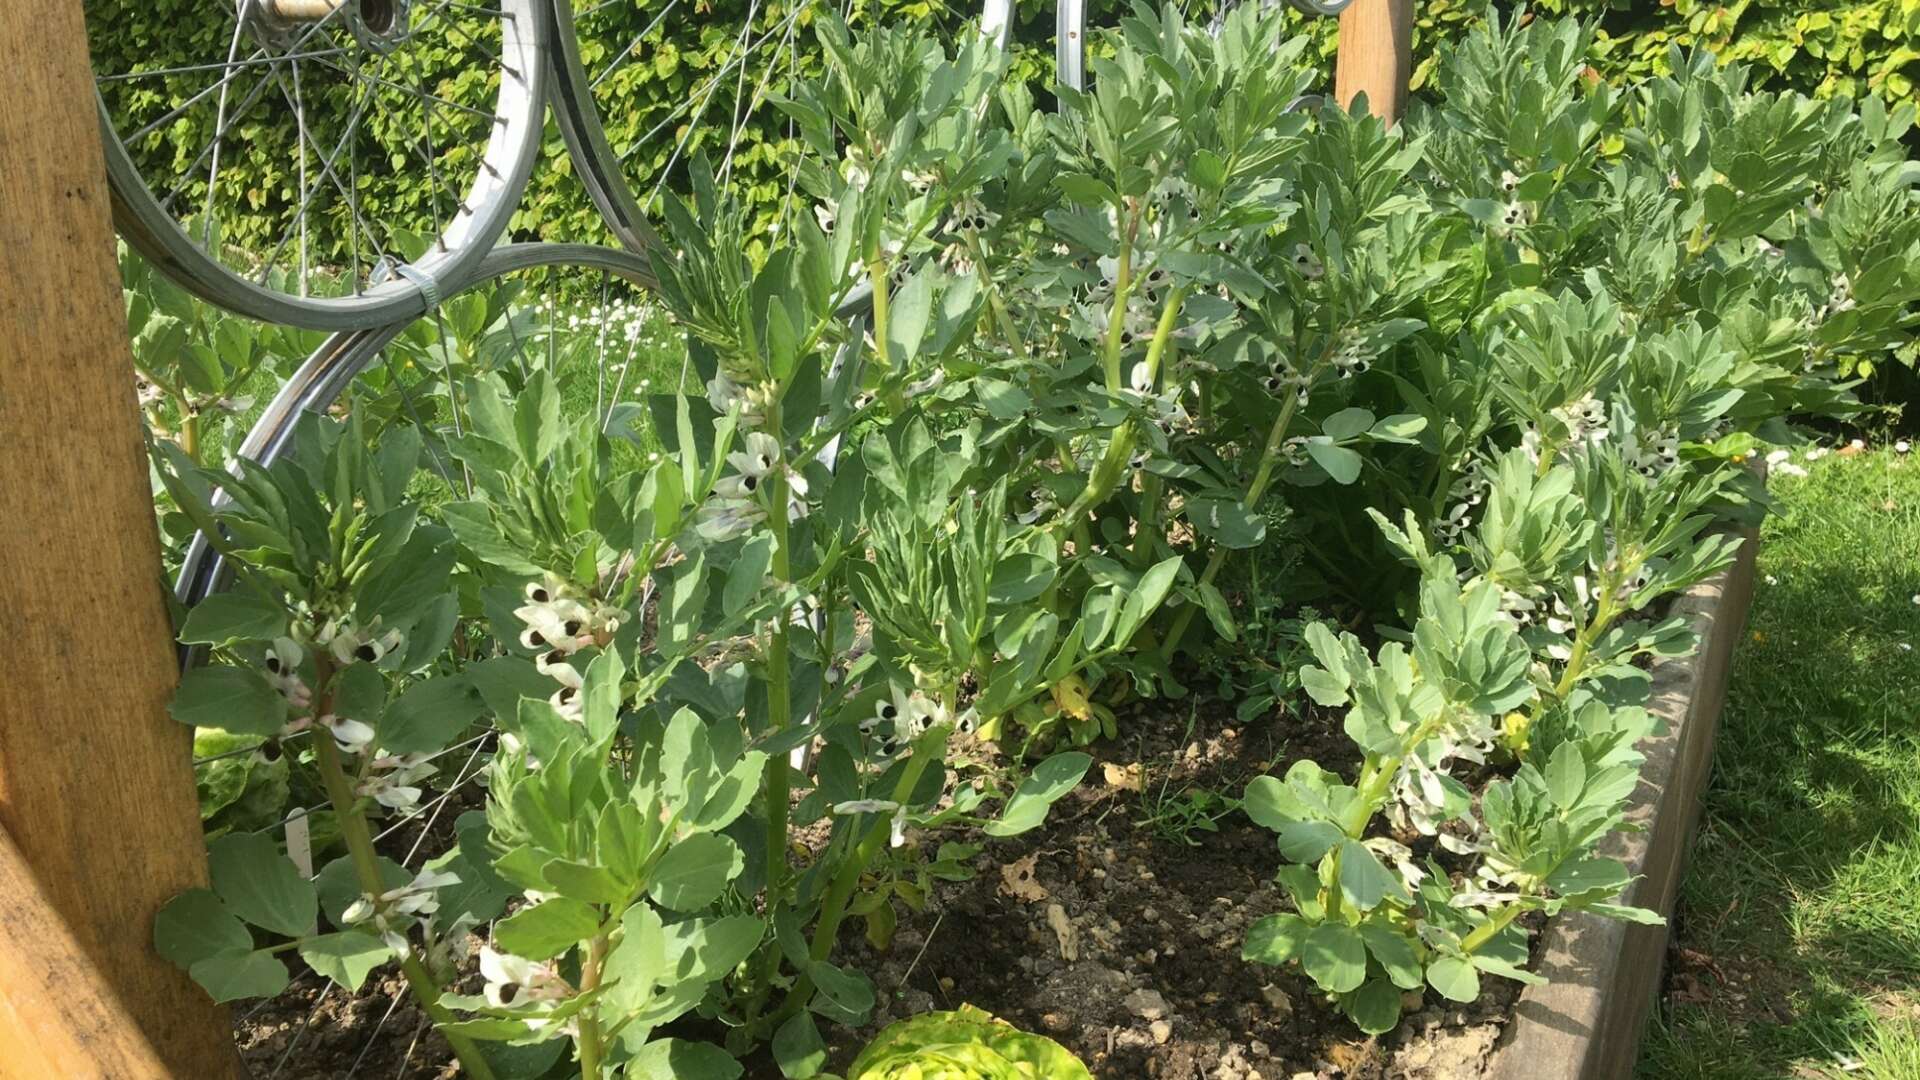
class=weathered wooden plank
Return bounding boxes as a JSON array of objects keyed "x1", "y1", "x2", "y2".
[
  {"x1": 0, "y1": 826, "x2": 178, "y2": 1079},
  {"x1": 0, "y1": 3, "x2": 234, "y2": 1074}
]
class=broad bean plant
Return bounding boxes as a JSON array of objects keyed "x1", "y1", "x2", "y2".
[{"x1": 147, "y1": 2, "x2": 1920, "y2": 1070}]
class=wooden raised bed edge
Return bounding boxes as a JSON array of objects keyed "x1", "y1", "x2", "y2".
[{"x1": 1486, "y1": 522, "x2": 1762, "y2": 1080}]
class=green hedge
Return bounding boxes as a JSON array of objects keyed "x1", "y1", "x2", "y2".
[{"x1": 94, "y1": 1, "x2": 1920, "y2": 267}]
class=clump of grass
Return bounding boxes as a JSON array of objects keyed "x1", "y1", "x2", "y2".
[{"x1": 1637, "y1": 447, "x2": 1920, "y2": 1079}]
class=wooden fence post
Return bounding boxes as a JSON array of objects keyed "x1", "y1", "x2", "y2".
[
  {"x1": 0, "y1": 3, "x2": 234, "y2": 1076},
  {"x1": 1335, "y1": 0, "x2": 1415, "y2": 125}
]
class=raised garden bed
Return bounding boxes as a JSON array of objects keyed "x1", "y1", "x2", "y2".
[
  {"x1": 1487, "y1": 524, "x2": 1761, "y2": 1080},
  {"x1": 224, "y1": 522, "x2": 1760, "y2": 1080}
]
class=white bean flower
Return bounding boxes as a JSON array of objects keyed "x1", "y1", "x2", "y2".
[
  {"x1": 515, "y1": 594, "x2": 595, "y2": 656},
  {"x1": 546, "y1": 661, "x2": 585, "y2": 722},
  {"x1": 1290, "y1": 243, "x2": 1323, "y2": 280},
  {"x1": 320, "y1": 713, "x2": 377, "y2": 755},
  {"x1": 264, "y1": 637, "x2": 312, "y2": 709},
  {"x1": 1547, "y1": 394, "x2": 1610, "y2": 456},
  {"x1": 1130, "y1": 361, "x2": 1155, "y2": 396},
  {"x1": 831, "y1": 799, "x2": 911, "y2": 848},
  {"x1": 342, "y1": 868, "x2": 461, "y2": 952},
  {"x1": 324, "y1": 618, "x2": 405, "y2": 666},
  {"x1": 357, "y1": 752, "x2": 438, "y2": 811},
  {"x1": 479, "y1": 946, "x2": 573, "y2": 1009}
]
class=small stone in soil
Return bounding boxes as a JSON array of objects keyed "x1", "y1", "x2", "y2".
[
  {"x1": 1259, "y1": 980, "x2": 1290, "y2": 1014},
  {"x1": 1124, "y1": 988, "x2": 1172, "y2": 1020},
  {"x1": 1150, "y1": 1020, "x2": 1173, "y2": 1045}
]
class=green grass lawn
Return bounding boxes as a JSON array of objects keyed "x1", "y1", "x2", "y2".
[{"x1": 1637, "y1": 446, "x2": 1920, "y2": 1080}]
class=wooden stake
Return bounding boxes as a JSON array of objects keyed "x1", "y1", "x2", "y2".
[
  {"x1": 0, "y1": 4, "x2": 234, "y2": 1075},
  {"x1": 0, "y1": 827, "x2": 175, "y2": 1079},
  {"x1": 1334, "y1": 0, "x2": 1415, "y2": 125}
]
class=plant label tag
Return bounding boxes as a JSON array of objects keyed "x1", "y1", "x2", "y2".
[{"x1": 286, "y1": 808, "x2": 317, "y2": 934}]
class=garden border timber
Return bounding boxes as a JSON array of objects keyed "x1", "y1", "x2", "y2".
[
  {"x1": 1485, "y1": 521, "x2": 1763, "y2": 1080},
  {"x1": 0, "y1": 2, "x2": 232, "y2": 1075}
]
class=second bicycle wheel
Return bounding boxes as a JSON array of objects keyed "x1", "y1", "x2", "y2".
[{"x1": 91, "y1": 0, "x2": 546, "y2": 330}]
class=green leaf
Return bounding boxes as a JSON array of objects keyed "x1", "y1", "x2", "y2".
[
  {"x1": 627, "y1": 1038, "x2": 744, "y2": 1080},
  {"x1": 808, "y1": 960, "x2": 876, "y2": 1025},
  {"x1": 1242, "y1": 913, "x2": 1309, "y2": 966},
  {"x1": 989, "y1": 554, "x2": 1056, "y2": 606},
  {"x1": 1358, "y1": 924, "x2": 1423, "y2": 990},
  {"x1": 468, "y1": 656, "x2": 551, "y2": 721},
  {"x1": 179, "y1": 592, "x2": 287, "y2": 646},
  {"x1": 1322, "y1": 407, "x2": 1376, "y2": 442},
  {"x1": 661, "y1": 707, "x2": 716, "y2": 813},
  {"x1": 1112, "y1": 557, "x2": 1183, "y2": 649},
  {"x1": 1337, "y1": 839, "x2": 1408, "y2": 910},
  {"x1": 1275, "y1": 821, "x2": 1344, "y2": 864},
  {"x1": 648, "y1": 833, "x2": 744, "y2": 912},
  {"x1": 1470, "y1": 953, "x2": 1549, "y2": 984},
  {"x1": 1545, "y1": 742, "x2": 1586, "y2": 810},
  {"x1": 514, "y1": 369, "x2": 564, "y2": 467},
  {"x1": 599, "y1": 903, "x2": 667, "y2": 1014},
  {"x1": 579, "y1": 647, "x2": 626, "y2": 746},
  {"x1": 772, "y1": 1011, "x2": 828, "y2": 1078},
  {"x1": 380, "y1": 674, "x2": 483, "y2": 755},
  {"x1": 1301, "y1": 924, "x2": 1367, "y2": 994},
  {"x1": 208, "y1": 833, "x2": 316, "y2": 937},
  {"x1": 1306, "y1": 441, "x2": 1364, "y2": 484},
  {"x1": 1427, "y1": 954, "x2": 1482, "y2": 1003},
  {"x1": 886, "y1": 268, "x2": 934, "y2": 365},
  {"x1": 685, "y1": 751, "x2": 767, "y2": 833},
  {"x1": 1586, "y1": 902, "x2": 1665, "y2": 925},
  {"x1": 494, "y1": 898, "x2": 600, "y2": 961},
  {"x1": 1195, "y1": 582, "x2": 1237, "y2": 641},
  {"x1": 1185, "y1": 496, "x2": 1267, "y2": 549},
  {"x1": 984, "y1": 751, "x2": 1091, "y2": 837},
  {"x1": 189, "y1": 948, "x2": 290, "y2": 1003},
  {"x1": 663, "y1": 914, "x2": 765, "y2": 984},
  {"x1": 171, "y1": 665, "x2": 288, "y2": 737},
  {"x1": 298, "y1": 931, "x2": 395, "y2": 991},
  {"x1": 542, "y1": 859, "x2": 630, "y2": 906},
  {"x1": 1546, "y1": 857, "x2": 1634, "y2": 900},
  {"x1": 723, "y1": 534, "x2": 776, "y2": 617},
  {"x1": 1346, "y1": 977, "x2": 1403, "y2": 1035},
  {"x1": 1368, "y1": 413, "x2": 1428, "y2": 443},
  {"x1": 1241, "y1": 775, "x2": 1305, "y2": 832},
  {"x1": 154, "y1": 889, "x2": 252, "y2": 969},
  {"x1": 315, "y1": 854, "x2": 409, "y2": 926}
]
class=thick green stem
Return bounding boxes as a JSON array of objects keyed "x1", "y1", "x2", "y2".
[
  {"x1": 763, "y1": 404, "x2": 795, "y2": 904},
  {"x1": 1100, "y1": 204, "x2": 1140, "y2": 392},
  {"x1": 868, "y1": 257, "x2": 904, "y2": 413},
  {"x1": 1552, "y1": 576, "x2": 1620, "y2": 700},
  {"x1": 964, "y1": 230, "x2": 1023, "y2": 354},
  {"x1": 1461, "y1": 902, "x2": 1525, "y2": 954},
  {"x1": 771, "y1": 724, "x2": 949, "y2": 1025},
  {"x1": 576, "y1": 934, "x2": 609, "y2": 1079},
  {"x1": 309, "y1": 662, "x2": 495, "y2": 1080},
  {"x1": 1058, "y1": 285, "x2": 1189, "y2": 538}
]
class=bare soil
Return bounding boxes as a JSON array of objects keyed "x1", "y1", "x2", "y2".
[{"x1": 821, "y1": 696, "x2": 1521, "y2": 1080}]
